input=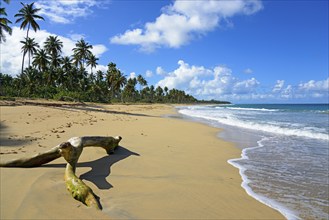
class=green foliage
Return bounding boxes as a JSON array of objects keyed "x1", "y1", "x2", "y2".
[{"x1": 0, "y1": 0, "x2": 13, "y2": 43}]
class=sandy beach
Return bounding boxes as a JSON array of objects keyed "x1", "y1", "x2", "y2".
[{"x1": 0, "y1": 100, "x2": 284, "y2": 219}]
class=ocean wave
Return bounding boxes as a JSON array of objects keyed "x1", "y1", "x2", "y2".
[
  {"x1": 178, "y1": 109, "x2": 329, "y2": 141},
  {"x1": 219, "y1": 107, "x2": 279, "y2": 112},
  {"x1": 228, "y1": 138, "x2": 301, "y2": 220}
]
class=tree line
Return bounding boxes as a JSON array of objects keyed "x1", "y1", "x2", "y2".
[{"x1": 0, "y1": 1, "x2": 228, "y2": 104}]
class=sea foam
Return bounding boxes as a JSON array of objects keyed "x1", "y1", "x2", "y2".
[{"x1": 178, "y1": 108, "x2": 329, "y2": 141}]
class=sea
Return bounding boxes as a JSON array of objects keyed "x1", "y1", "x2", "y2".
[{"x1": 177, "y1": 104, "x2": 329, "y2": 220}]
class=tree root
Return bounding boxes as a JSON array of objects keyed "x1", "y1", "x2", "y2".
[{"x1": 0, "y1": 136, "x2": 122, "y2": 210}]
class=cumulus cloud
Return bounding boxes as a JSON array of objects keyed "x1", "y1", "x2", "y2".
[
  {"x1": 35, "y1": 0, "x2": 109, "y2": 24},
  {"x1": 156, "y1": 60, "x2": 260, "y2": 100},
  {"x1": 155, "y1": 60, "x2": 328, "y2": 102},
  {"x1": 156, "y1": 60, "x2": 212, "y2": 89},
  {"x1": 110, "y1": 0, "x2": 263, "y2": 52},
  {"x1": 145, "y1": 70, "x2": 153, "y2": 78},
  {"x1": 298, "y1": 78, "x2": 329, "y2": 92},
  {"x1": 0, "y1": 27, "x2": 107, "y2": 76},
  {"x1": 272, "y1": 80, "x2": 285, "y2": 92},
  {"x1": 296, "y1": 78, "x2": 329, "y2": 98},
  {"x1": 269, "y1": 78, "x2": 329, "y2": 100},
  {"x1": 129, "y1": 72, "x2": 137, "y2": 79},
  {"x1": 156, "y1": 66, "x2": 167, "y2": 75}
]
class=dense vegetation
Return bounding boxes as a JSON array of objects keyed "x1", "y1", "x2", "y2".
[{"x1": 0, "y1": 1, "x2": 229, "y2": 105}]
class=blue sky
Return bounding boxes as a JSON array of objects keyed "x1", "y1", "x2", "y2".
[{"x1": 1, "y1": 0, "x2": 328, "y2": 103}]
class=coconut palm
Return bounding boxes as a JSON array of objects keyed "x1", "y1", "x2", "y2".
[
  {"x1": 96, "y1": 70, "x2": 104, "y2": 83},
  {"x1": 114, "y1": 70, "x2": 127, "y2": 95},
  {"x1": 44, "y1": 35, "x2": 63, "y2": 68},
  {"x1": 20, "y1": 37, "x2": 39, "y2": 71},
  {"x1": 0, "y1": 0, "x2": 12, "y2": 43},
  {"x1": 72, "y1": 39, "x2": 93, "y2": 70},
  {"x1": 86, "y1": 54, "x2": 98, "y2": 74},
  {"x1": 21, "y1": 66, "x2": 40, "y2": 95},
  {"x1": 15, "y1": 2, "x2": 44, "y2": 74},
  {"x1": 122, "y1": 78, "x2": 137, "y2": 102},
  {"x1": 106, "y1": 62, "x2": 118, "y2": 98},
  {"x1": 155, "y1": 86, "x2": 164, "y2": 102},
  {"x1": 106, "y1": 62, "x2": 127, "y2": 101},
  {"x1": 32, "y1": 48, "x2": 50, "y2": 72},
  {"x1": 137, "y1": 74, "x2": 147, "y2": 92},
  {"x1": 61, "y1": 56, "x2": 72, "y2": 72},
  {"x1": 60, "y1": 56, "x2": 74, "y2": 89},
  {"x1": 14, "y1": 2, "x2": 44, "y2": 39}
]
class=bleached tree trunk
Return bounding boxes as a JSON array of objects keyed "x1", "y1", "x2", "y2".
[{"x1": 0, "y1": 136, "x2": 122, "y2": 209}]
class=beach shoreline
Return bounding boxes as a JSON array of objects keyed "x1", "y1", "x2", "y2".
[{"x1": 0, "y1": 101, "x2": 284, "y2": 219}]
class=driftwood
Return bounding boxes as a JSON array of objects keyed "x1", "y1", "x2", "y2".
[{"x1": 0, "y1": 136, "x2": 122, "y2": 209}]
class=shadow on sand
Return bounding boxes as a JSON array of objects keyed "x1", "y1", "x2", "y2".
[
  {"x1": 58, "y1": 104, "x2": 154, "y2": 118},
  {"x1": 0, "y1": 122, "x2": 30, "y2": 147},
  {"x1": 42, "y1": 146, "x2": 140, "y2": 190}
]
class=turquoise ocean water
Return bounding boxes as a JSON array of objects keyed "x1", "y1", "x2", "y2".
[{"x1": 178, "y1": 104, "x2": 329, "y2": 220}]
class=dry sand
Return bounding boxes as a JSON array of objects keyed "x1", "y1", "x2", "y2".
[{"x1": 0, "y1": 101, "x2": 284, "y2": 219}]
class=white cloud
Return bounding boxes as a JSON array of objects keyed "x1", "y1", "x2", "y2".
[
  {"x1": 35, "y1": 0, "x2": 109, "y2": 24},
  {"x1": 110, "y1": 0, "x2": 263, "y2": 51},
  {"x1": 156, "y1": 66, "x2": 166, "y2": 75},
  {"x1": 269, "y1": 78, "x2": 329, "y2": 100},
  {"x1": 233, "y1": 77, "x2": 259, "y2": 94},
  {"x1": 155, "y1": 60, "x2": 328, "y2": 102},
  {"x1": 94, "y1": 64, "x2": 107, "y2": 74},
  {"x1": 296, "y1": 78, "x2": 329, "y2": 99},
  {"x1": 0, "y1": 26, "x2": 107, "y2": 76},
  {"x1": 91, "y1": 44, "x2": 108, "y2": 58},
  {"x1": 156, "y1": 60, "x2": 259, "y2": 100},
  {"x1": 272, "y1": 80, "x2": 285, "y2": 92},
  {"x1": 157, "y1": 60, "x2": 212, "y2": 89},
  {"x1": 298, "y1": 78, "x2": 329, "y2": 92},
  {"x1": 145, "y1": 70, "x2": 153, "y2": 78},
  {"x1": 129, "y1": 72, "x2": 137, "y2": 79},
  {"x1": 281, "y1": 85, "x2": 293, "y2": 99}
]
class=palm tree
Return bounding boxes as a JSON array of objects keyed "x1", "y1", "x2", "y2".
[
  {"x1": 155, "y1": 86, "x2": 164, "y2": 102},
  {"x1": 0, "y1": 0, "x2": 12, "y2": 43},
  {"x1": 123, "y1": 78, "x2": 137, "y2": 102},
  {"x1": 72, "y1": 39, "x2": 93, "y2": 70},
  {"x1": 114, "y1": 70, "x2": 127, "y2": 98},
  {"x1": 20, "y1": 37, "x2": 39, "y2": 71},
  {"x1": 137, "y1": 74, "x2": 147, "y2": 92},
  {"x1": 106, "y1": 62, "x2": 117, "y2": 99},
  {"x1": 96, "y1": 70, "x2": 104, "y2": 83},
  {"x1": 149, "y1": 85, "x2": 155, "y2": 102},
  {"x1": 44, "y1": 35, "x2": 63, "y2": 68},
  {"x1": 86, "y1": 54, "x2": 98, "y2": 74},
  {"x1": 60, "y1": 56, "x2": 74, "y2": 89},
  {"x1": 15, "y1": 2, "x2": 44, "y2": 74},
  {"x1": 14, "y1": 2, "x2": 44, "y2": 39},
  {"x1": 32, "y1": 48, "x2": 50, "y2": 72},
  {"x1": 21, "y1": 66, "x2": 40, "y2": 96},
  {"x1": 61, "y1": 56, "x2": 72, "y2": 71}
]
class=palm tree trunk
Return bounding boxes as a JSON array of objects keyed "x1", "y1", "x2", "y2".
[
  {"x1": 28, "y1": 52, "x2": 31, "y2": 68},
  {"x1": 21, "y1": 52, "x2": 26, "y2": 74},
  {"x1": 26, "y1": 23, "x2": 30, "y2": 39}
]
